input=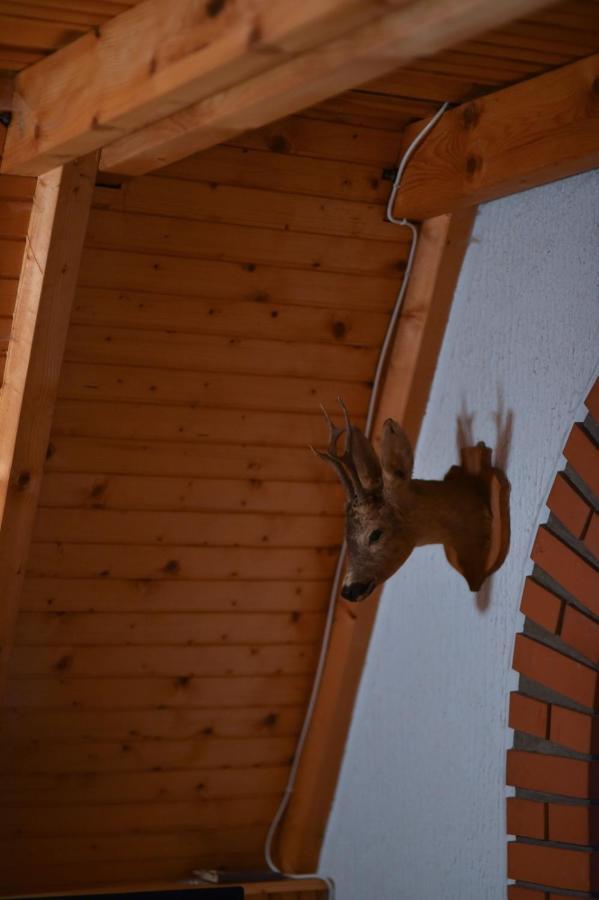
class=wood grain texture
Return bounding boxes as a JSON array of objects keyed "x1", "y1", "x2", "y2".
[
  {"x1": 0, "y1": 154, "x2": 97, "y2": 691},
  {"x1": 1, "y1": 111, "x2": 406, "y2": 889},
  {"x1": 99, "y1": 0, "x2": 555, "y2": 175},
  {"x1": 3, "y1": 0, "x2": 393, "y2": 174},
  {"x1": 393, "y1": 52, "x2": 599, "y2": 220}
]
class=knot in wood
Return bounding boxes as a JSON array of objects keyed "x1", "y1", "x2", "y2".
[
  {"x1": 462, "y1": 103, "x2": 480, "y2": 130},
  {"x1": 16, "y1": 470, "x2": 31, "y2": 490},
  {"x1": 466, "y1": 154, "x2": 482, "y2": 177}
]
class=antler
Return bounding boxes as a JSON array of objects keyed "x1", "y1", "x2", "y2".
[{"x1": 311, "y1": 397, "x2": 367, "y2": 501}]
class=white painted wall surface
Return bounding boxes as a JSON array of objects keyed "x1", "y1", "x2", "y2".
[{"x1": 319, "y1": 171, "x2": 599, "y2": 900}]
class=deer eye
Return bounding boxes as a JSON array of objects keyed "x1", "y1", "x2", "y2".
[{"x1": 368, "y1": 529, "x2": 383, "y2": 545}]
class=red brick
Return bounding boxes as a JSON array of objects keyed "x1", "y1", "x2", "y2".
[
  {"x1": 508, "y1": 842, "x2": 594, "y2": 892},
  {"x1": 550, "y1": 704, "x2": 595, "y2": 755},
  {"x1": 549, "y1": 895, "x2": 594, "y2": 900},
  {"x1": 509, "y1": 691, "x2": 548, "y2": 738},
  {"x1": 532, "y1": 527, "x2": 599, "y2": 617},
  {"x1": 560, "y1": 605, "x2": 599, "y2": 664},
  {"x1": 507, "y1": 797, "x2": 545, "y2": 838},
  {"x1": 563, "y1": 424, "x2": 599, "y2": 497},
  {"x1": 508, "y1": 888, "x2": 547, "y2": 900},
  {"x1": 586, "y1": 378, "x2": 599, "y2": 421},
  {"x1": 506, "y1": 750, "x2": 590, "y2": 799},
  {"x1": 584, "y1": 513, "x2": 599, "y2": 559},
  {"x1": 521, "y1": 577, "x2": 562, "y2": 633},
  {"x1": 548, "y1": 803, "x2": 593, "y2": 845},
  {"x1": 547, "y1": 473, "x2": 592, "y2": 538},
  {"x1": 513, "y1": 634, "x2": 596, "y2": 708}
]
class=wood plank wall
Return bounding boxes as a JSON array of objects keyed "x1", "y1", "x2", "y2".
[
  {"x1": 0, "y1": 174, "x2": 36, "y2": 385},
  {"x1": 0, "y1": 111, "x2": 409, "y2": 892}
]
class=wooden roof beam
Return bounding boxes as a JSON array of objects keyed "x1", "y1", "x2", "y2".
[
  {"x1": 100, "y1": 0, "x2": 554, "y2": 176},
  {"x1": 1, "y1": 0, "x2": 407, "y2": 176},
  {"x1": 1, "y1": 0, "x2": 553, "y2": 177},
  {"x1": 392, "y1": 52, "x2": 599, "y2": 221},
  {"x1": 0, "y1": 0, "x2": 442, "y2": 176},
  {"x1": 0, "y1": 154, "x2": 97, "y2": 691}
]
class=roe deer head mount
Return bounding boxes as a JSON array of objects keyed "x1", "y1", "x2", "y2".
[{"x1": 313, "y1": 399, "x2": 510, "y2": 602}]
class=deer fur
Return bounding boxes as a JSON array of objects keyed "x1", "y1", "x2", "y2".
[{"x1": 313, "y1": 399, "x2": 493, "y2": 601}]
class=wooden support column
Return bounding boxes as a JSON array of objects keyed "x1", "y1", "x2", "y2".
[
  {"x1": 392, "y1": 52, "x2": 599, "y2": 221},
  {"x1": 0, "y1": 153, "x2": 97, "y2": 691},
  {"x1": 276, "y1": 207, "x2": 477, "y2": 872}
]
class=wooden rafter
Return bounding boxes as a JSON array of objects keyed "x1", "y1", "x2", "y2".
[
  {"x1": 2, "y1": 0, "x2": 554, "y2": 176},
  {"x1": 0, "y1": 154, "x2": 97, "y2": 691},
  {"x1": 392, "y1": 52, "x2": 599, "y2": 220},
  {"x1": 276, "y1": 208, "x2": 478, "y2": 872}
]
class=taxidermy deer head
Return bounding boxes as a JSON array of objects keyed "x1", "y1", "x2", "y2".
[{"x1": 313, "y1": 399, "x2": 510, "y2": 602}]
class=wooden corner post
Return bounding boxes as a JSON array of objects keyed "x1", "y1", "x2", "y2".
[{"x1": 0, "y1": 153, "x2": 98, "y2": 692}]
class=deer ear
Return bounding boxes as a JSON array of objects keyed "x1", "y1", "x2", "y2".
[
  {"x1": 380, "y1": 419, "x2": 413, "y2": 481},
  {"x1": 349, "y1": 425, "x2": 382, "y2": 491}
]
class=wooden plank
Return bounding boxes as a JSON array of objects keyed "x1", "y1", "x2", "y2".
[
  {"x1": 26, "y1": 543, "x2": 338, "y2": 581},
  {"x1": 70, "y1": 287, "x2": 391, "y2": 347},
  {"x1": 14, "y1": 610, "x2": 325, "y2": 646},
  {"x1": 3, "y1": 0, "x2": 393, "y2": 175},
  {"x1": 20, "y1": 577, "x2": 331, "y2": 613},
  {"x1": 42, "y1": 435, "x2": 338, "y2": 481},
  {"x1": 50, "y1": 402, "x2": 366, "y2": 448},
  {"x1": 0, "y1": 795, "x2": 280, "y2": 837},
  {"x1": 303, "y1": 91, "x2": 437, "y2": 132},
  {"x1": 0, "y1": 823, "x2": 271, "y2": 861},
  {"x1": 5, "y1": 674, "x2": 312, "y2": 710},
  {"x1": 61, "y1": 327, "x2": 378, "y2": 380},
  {"x1": 0, "y1": 2, "x2": 131, "y2": 29},
  {"x1": 0, "y1": 279, "x2": 19, "y2": 317},
  {"x1": 1, "y1": 706, "x2": 303, "y2": 743},
  {"x1": 232, "y1": 114, "x2": 403, "y2": 166},
  {"x1": 0, "y1": 735, "x2": 298, "y2": 775},
  {"x1": 392, "y1": 52, "x2": 599, "y2": 220},
  {"x1": 0, "y1": 765, "x2": 290, "y2": 807},
  {"x1": 276, "y1": 209, "x2": 477, "y2": 871},
  {"x1": 75, "y1": 247, "x2": 399, "y2": 311},
  {"x1": 84, "y1": 207, "x2": 408, "y2": 277},
  {"x1": 33, "y1": 508, "x2": 343, "y2": 548},
  {"x1": 0, "y1": 154, "x2": 97, "y2": 692},
  {"x1": 158, "y1": 139, "x2": 392, "y2": 203},
  {"x1": 100, "y1": 0, "x2": 554, "y2": 175},
  {"x1": 10, "y1": 643, "x2": 319, "y2": 678},
  {"x1": 0, "y1": 15, "x2": 87, "y2": 52},
  {"x1": 56, "y1": 361, "x2": 371, "y2": 413},
  {"x1": 91, "y1": 177, "x2": 400, "y2": 242},
  {"x1": 0, "y1": 235, "x2": 32, "y2": 277}
]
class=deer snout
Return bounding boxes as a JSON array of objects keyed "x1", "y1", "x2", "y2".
[{"x1": 341, "y1": 579, "x2": 375, "y2": 602}]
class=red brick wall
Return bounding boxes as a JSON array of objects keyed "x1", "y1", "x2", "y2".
[{"x1": 507, "y1": 378, "x2": 599, "y2": 898}]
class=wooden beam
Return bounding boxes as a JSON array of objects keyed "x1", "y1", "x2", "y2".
[
  {"x1": 100, "y1": 0, "x2": 553, "y2": 176},
  {"x1": 392, "y1": 52, "x2": 599, "y2": 220},
  {"x1": 0, "y1": 0, "x2": 418, "y2": 176},
  {"x1": 0, "y1": 154, "x2": 97, "y2": 691},
  {"x1": 275, "y1": 207, "x2": 478, "y2": 872}
]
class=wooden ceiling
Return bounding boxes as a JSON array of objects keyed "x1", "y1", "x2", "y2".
[{"x1": 0, "y1": 0, "x2": 599, "y2": 894}]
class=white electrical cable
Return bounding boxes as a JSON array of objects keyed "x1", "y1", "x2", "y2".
[{"x1": 263, "y1": 102, "x2": 450, "y2": 899}]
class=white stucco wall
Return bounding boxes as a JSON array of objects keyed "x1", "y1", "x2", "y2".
[{"x1": 320, "y1": 171, "x2": 599, "y2": 900}]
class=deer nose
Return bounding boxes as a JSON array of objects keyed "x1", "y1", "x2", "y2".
[{"x1": 341, "y1": 580, "x2": 374, "y2": 602}]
